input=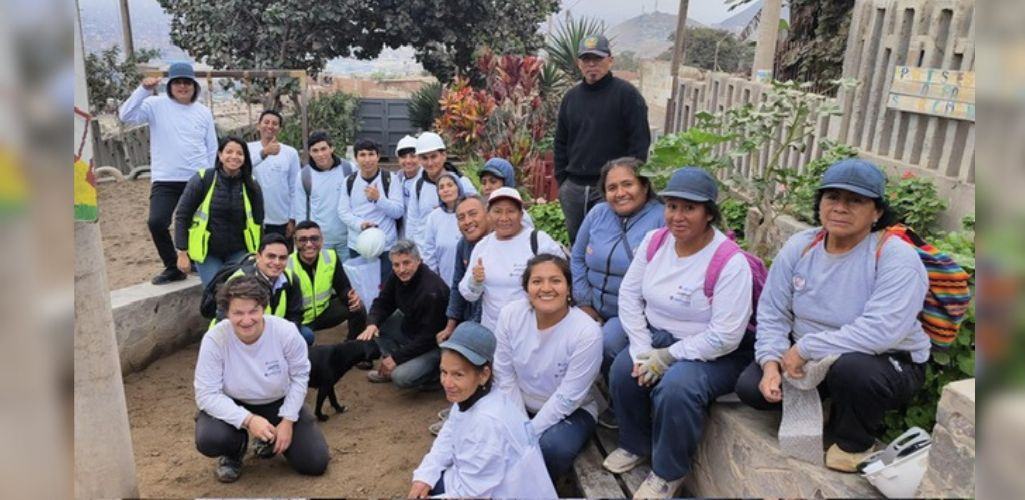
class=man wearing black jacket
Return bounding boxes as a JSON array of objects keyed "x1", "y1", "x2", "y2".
[
  {"x1": 355, "y1": 239, "x2": 449, "y2": 389},
  {"x1": 554, "y1": 34, "x2": 651, "y2": 243}
]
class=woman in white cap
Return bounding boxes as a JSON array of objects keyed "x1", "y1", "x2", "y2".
[
  {"x1": 458, "y1": 187, "x2": 565, "y2": 331},
  {"x1": 491, "y1": 253, "x2": 602, "y2": 480},
  {"x1": 735, "y1": 159, "x2": 928, "y2": 472},
  {"x1": 409, "y1": 132, "x2": 477, "y2": 249},
  {"x1": 409, "y1": 321, "x2": 556, "y2": 498},
  {"x1": 422, "y1": 172, "x2": 466, "y2": 286},
  {"x1": 604, "y1": 167, "x2": 754, "y2": 498}
]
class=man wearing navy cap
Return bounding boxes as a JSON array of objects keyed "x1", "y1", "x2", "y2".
[
  {"x1": 120, "y1": 62, "x2": 218, "y2": 284},
  {"x1": 554, "y1": 34, "x2": 651, "y2": 244}
]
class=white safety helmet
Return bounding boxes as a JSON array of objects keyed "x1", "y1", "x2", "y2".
[
  {"x1": 355, "y1": 227, "x2": 388, "y2": 260},
  {"x1": 415, "y1": 132, "x2": 446, "y2": 156},
  {"x1": 860, "y1": 427, "x2": 932, "y2": 498},
  {"x1": 395, "y1": 135, "x2": 418, "y2": 157}
]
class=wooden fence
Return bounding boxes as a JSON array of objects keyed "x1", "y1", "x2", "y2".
[{"x1": 92, "y1": 121, "x2": 258, "y2": 175}]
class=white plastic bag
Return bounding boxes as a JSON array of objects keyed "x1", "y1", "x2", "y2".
[{"x1": 343, "y1": 256, "x2": 382, "y2": 307}]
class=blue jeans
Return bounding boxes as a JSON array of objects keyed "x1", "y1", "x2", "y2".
[
  {"x1": 610, "y1": 328, "x2": 750, "y2": 481},
  {"x1": 601, "y1": 316, "x2": 628, "y2": 381},
  {"x1": 537, "y1": 408, "x2": 596, "y2": 479},
  {"x1": 375, "y1": 312, "x2": 440, "y2": 389},
  {"x1": 299, "y1": 325, "x2": 315, "y2": 346},
  {"x1": 195, "y1": 250, "x2": 247, "y2": 288}
]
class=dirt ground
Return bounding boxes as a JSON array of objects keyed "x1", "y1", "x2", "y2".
[
  {"x1": 98, "y1": 180, "x2": 447, "y2": 496},
  {"x1": 97, "y1": 180, "x2": 167, "y2": 289},
  {"x1": 123, "y1": 323, "x2": 448, "y2": 497}
]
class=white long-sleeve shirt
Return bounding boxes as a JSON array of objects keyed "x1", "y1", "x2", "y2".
[
  {"x1": 422, "y1": 207, "x2": 461, "y2": 286},
  {"x1": 248, "y1": 141, "x2": 300, "y2": 225},
  {"x1": 337, "y1": 169, "x2": 404, "y2": 250},
  {"x1": 493, "y1": 299, "x2": 602, "y2": 435},
  {"x1": 412, "y1": 389, "x2": 556, "y2": 498},
  {"x1": 619, "y1": 228, "x2": 753, "y2": 363},
  {"x1": 118, "y1": 85, "x2": 217, "y2": 182},
  {"x1": 290, "y1": 161, "x2": 352, "y2": 250},
  {"x1": 458, "y1": 227, "x2": 566, "y2": 331},
  {"x1": 397, "y1": 168, "x2": 422, "y2": 241},
  {"x1": 194, "y1": 315, "x2": 310, "y2": 428}
]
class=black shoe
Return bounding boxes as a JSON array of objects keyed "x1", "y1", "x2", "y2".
[
  {"x1": 215, "y1": 455, "x2": 243, "y2": 483},
  {"x1": 597, "y1": 408, "x2": 618, "y2": 429},
  {"x1": 252, "y1": 438, "x2": 275, "y2": 459},
  {"x1": 151, "y1": 268, "x2": 187, "y2": 285},
  {"x1": 355, "y1": 360, "x2": 374, "y2": 370}
]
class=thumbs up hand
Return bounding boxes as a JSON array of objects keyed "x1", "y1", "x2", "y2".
[{"x1": 472, "y1": 257, "x2": 485, "y2": 285}]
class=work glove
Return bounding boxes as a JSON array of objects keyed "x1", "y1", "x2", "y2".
[{"x1": 636, "y1": 348, "x2": 676, "y2": 385}]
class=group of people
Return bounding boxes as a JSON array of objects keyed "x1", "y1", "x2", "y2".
[{"x1": 125, "y1": 34, "x2": 931, "y2": 498}]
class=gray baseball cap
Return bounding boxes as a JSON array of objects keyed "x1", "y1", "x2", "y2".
[
  {"x1": 658, "y1": 167, "x2": 718, "y2": 202},
  {"x1": 439, "y1": 322, "x2": 496, "y2": 367},
  {"x1": 578, "y1": 34, "x2": 611, "y2": 58},
  {"x1": 819, "y1": 159, "x2": 886, "y2": 199}
]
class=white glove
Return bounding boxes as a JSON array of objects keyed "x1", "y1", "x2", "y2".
[{"x1": 636, "y1": 348, "x2": 676, "y2": 385}]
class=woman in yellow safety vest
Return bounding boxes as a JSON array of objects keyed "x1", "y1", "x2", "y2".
[{"x1": 175, "y1": 136, "x2": 264, "y2": 286}]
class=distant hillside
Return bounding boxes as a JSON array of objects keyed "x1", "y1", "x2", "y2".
[
  {"x1": 713, "y1": 0, "x2": 791, "y2": 39},
  {"x1": 607, "y1": 12, "x2": 706, "y2": 58}
]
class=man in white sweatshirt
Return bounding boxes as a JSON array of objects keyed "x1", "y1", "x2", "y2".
[{"x1": 119, "y1": 62, "x2": 217, "y2": 285}]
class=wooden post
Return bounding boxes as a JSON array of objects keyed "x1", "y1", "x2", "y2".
[
  {"x1": 118, "y1": 0, "x2": 134, "y2": 56},
  {"x1": 663, "y1": 0, "x2": 690, "y2": 133},
  {"x1": 751, "y1": 0, "x2": 783, "y2": 82}
]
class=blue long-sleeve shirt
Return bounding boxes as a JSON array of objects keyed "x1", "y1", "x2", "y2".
[
  {"x1": 570, "y1": 200, "x2": 664, "y2": 318},
  {"x1": 755, "y1": 228, "x2": 931, "y2": 366},
  {"x1": 337, "y1": 169, "x2": 404, "y2": 250},
  {"x1": 248, "y1": 141, "x2": 300, "y2": 225},
  {"x1": 446, "y1": 237, "x2": 482, "y2": 323},
  {"x1": 119, "y1": 85, "x2": 217, "y2": 182}
]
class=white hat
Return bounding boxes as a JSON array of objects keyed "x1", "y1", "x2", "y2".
[
  {"x1": 415, "y1": 132, "x2": 446, "y2": 155},
  {"x1": 487, "y1": 186, "x2": 523, "y2": 208},
  {"x1": 395, "y1": 135, "x2": 418, "y2": 156}
]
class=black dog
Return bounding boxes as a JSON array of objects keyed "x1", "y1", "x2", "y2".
[{"x1": 308, "y1": 341, "x2": 371, "y2": 421}]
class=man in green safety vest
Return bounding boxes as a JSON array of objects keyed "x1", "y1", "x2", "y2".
[{"x1": 289, "y1": 220, "x2": 368, "y2": 342}]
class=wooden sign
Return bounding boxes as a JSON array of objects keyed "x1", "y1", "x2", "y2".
[{"x1": 887, "y1": 66, "x2": 975, "y2": 121}]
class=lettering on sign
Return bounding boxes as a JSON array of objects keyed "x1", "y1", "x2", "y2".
[{"x1": 887, "y1": 66, "x2": 975, "y2": 122}]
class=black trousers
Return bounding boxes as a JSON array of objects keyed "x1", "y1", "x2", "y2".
[
  {"x1": 308, "y1": 296, "x2": 368, "y2": 340},
  {"x1": 194, "y1": 399, "x2": 329, "y2": 476},
  {"x1": 263, "y1": 223, "x2": 293, "y2": 252},
  {"x1": 148, "y1": 181, "x2": 188, "y2": 270},
  {"x1": 735, "y1": 352, "x2": 925, "y2": 452},
  {"x1": 558, "y1": 178, "x2": 603, "y2": 245}
]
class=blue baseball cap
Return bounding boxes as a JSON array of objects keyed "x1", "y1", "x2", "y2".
[
  {"x1": 167, "y1": 62, "x2": 197, "y2": 84},
  {"x1": 439, "y1": 322, "x2": 496, "y2": 367},
  {"x1": 819, "y1": 159, "x2": 886, "y2": 199},
  {"x1": 578, "y1": 34, "x2": 612, "y2": 58},
  {"x1": 658, "y1": 167, "x2": 718, "y2": 202}
]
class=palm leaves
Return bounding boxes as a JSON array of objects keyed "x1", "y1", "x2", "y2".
[{"x1": 544, "y1": 16, "x2": 607, "y2": 83}]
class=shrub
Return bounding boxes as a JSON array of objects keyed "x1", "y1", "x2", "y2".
[
  {"x1": 85, "y1": 46, "x2": 161, "y2": 113},
  {"x1": 887, "y1": 171, "x2": 948, "y2": 237},
  {"x1": 527, "y1": 201, "x2": 569, "y2": 247},
  {"x1": 409, "y1": 81, "x2": 443, "y2": 132},
  {"x1": 279, "y1": 91, "x2": 361, "y2": 153},
  {"x1": 719, "y1": 198, "x2": 750, "y2": 241},
  {"x1": 643, "y1": 115, "x2": 733, "y2": 192}
]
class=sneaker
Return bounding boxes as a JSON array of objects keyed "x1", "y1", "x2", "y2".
[
  {"x1": 597, "y1": 408, "x2": 618, "y2": 429},
  {"x1": 252, "y1": 438, "x2": 275, "y2": 459},
  {"x1": 214, "y1": 455, "x2": 243, "y2": 483},
  {"x1": 603, "y1": 448, "x2": 646, "y2": 474},
  {"x1": 825, "y1": 443, "x2": 876, "y2": 473},
  {"x1": 355, "y1": 360, "x2": 374, "y2": 370},
  {"x1": 437, "y1": 408, "x2": 451, "y2": 420},
  {"x1": 367, "y1": 369, "x2": 391, "y2": 383},
  {"x1": 151, "y1": 268, "x2": 187, "y2": 285},
  {"x1": 632, "y1": 471, "x2": 684, "y2": 499},
  {"x1": 428, "y1": 420, "x2": 445, "y2": 436}
]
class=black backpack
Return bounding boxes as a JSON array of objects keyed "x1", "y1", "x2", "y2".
[
  {"x1": 199, "y1": 254, "x2": 255, "y2": 319},
  {"x1": 300, "y1": 157, "x2": 354, "y2": 220},
  {"x1": 345, "y1": 170, "x2": 392, "y2": 198}
]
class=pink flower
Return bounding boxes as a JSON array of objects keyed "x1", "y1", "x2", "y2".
[{"x1": 901, "y1": 170, "x2": 915, "y2": 180}]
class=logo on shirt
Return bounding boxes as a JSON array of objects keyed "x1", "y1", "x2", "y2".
[
  {"x1": 586, "y1": 245, "x2": 594, "y2": 255},
  {"x1": 264, "y1": 360, "x2": 282, "y2": 378},
  {"x1": 792, "y1": 275, "x2": 806, "y2": 291}
]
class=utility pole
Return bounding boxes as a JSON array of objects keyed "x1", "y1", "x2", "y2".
[
  {"x1": 118, "y1": 0, "x2": 135, "y2": 56},
  {"x1": 751, "y1": 0, "x2": 783, "y2": 82},
  {"x1": 75, "y1": 1, "x2": 139, "y2": 497},
  {"x1": 663, "y1": 0, "x2": 690, "y2": 133}
]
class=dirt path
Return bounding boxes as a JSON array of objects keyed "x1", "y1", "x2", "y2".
[
  {"x1": 124, "y1": 324, "x2": 448, "y2": 497},
  {"x1": 97, "y1": 180, "x2": 167, "y2": 290}
]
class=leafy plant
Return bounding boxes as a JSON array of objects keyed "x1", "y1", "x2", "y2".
[
  {"x1": 545, "y1": 16, "x2": 606, "y2": 83},
  {"x1": 434, "y1": 77, "x2": 496, "y2": 158},
  {"x1": 528, "y1": 201, "x2": 570, "y2": 247},
  {"x1": 279, "y1": 91, "x2": 361, "y2": 152},
  {"x1": 84, "y1": 46, "x2": 161, "y2": 113},
  {"x1": 887, "y1": 171, "x2": 949, "y2": 237},
  {"x1": 643, "y1": 112, "x2": 733, "y2": 191},
  {"x1": 720, "y1": 198, "x2": 751, "y2": 240},
  {"x1": 409, "y1": 81, "x2": 443, "y2": 132}
]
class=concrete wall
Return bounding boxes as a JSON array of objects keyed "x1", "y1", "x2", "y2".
[
  {"x1": 110, "y1": 277, "x2": 207, "y2": 375},
  {"x1": 917, "y1": 378, "x2": 975, "y2": 498}
]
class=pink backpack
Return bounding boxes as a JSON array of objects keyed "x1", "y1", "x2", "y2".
[{"x1": 645, "y1": 228, "x2": 767, "y2": 339}]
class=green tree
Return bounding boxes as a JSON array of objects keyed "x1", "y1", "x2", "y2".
[
  {"x1": 158, "y1": 0, "x2": 558, "y2": 105},
  {"x1": 659, "y1": 26, "x2": 754, "y2": 74},
  {"x1": 84, "y1": 46, "x2": 161, "y2": 113}
]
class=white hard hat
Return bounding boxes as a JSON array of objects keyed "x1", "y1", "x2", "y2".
[
  {"x1": 860, "y1": 427, "x2": 932, "y2": 498},
  {"x1": 355, "y1": 227, "x2": 388, "y2": 260},
  {"x1": 395, "y1": 135, "x2": 418, "y2": 156},
  {"x1": 415, "y1": 132, "x2": 446, "y2": 155}
]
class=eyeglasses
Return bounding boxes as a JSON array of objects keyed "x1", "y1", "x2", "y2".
[{"x1": 296, "y1": 235, "x2": 322, "y2": 245}]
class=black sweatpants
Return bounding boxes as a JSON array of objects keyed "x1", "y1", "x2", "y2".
[
  {"x1": 149, "y1": 181, "x2": 188, "y2": 270},
  {"x1": 308, "y1": 297, "x2": 368, "y2": 340},
  {"x1": 735, "y1": 352, "x2": 925, "y2": 452},
  {"x1": 194, "y1": 399, "x2": 329, "y2": 476},
  {"x1": 558, "y1": 177, "x2": 603, "y2": 245}
]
